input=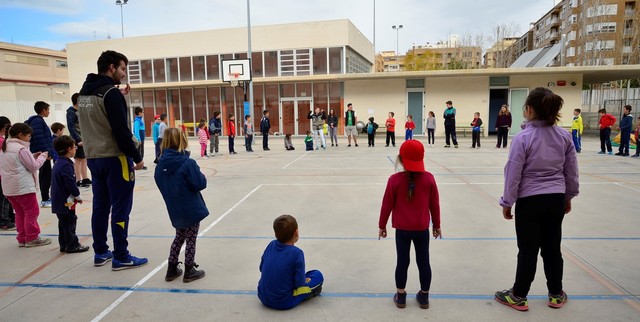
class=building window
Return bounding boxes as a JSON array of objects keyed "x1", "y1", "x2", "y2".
[
  {"x1": 193, "y1": 56, "x2": 205, "y2": 81},
  {"x1": 55, "y1": 60, "x2": 68, "y2": 68},
  {"x1": 345, "y1": 47, "x2": 371, "y2": 73},
  {"x1": 153, "y1": 59, "x2": 166, "y2": 83},
  {"x1": 166, "y1": 58, "x2": 178, "y2": 82},
  {"x1": 179, "y1": 57, "x2": 192, "y2": 82},
  {"x1": 329, "y1": 47, "x2": 343, "y2": 74},
  {"x1": 313, "y1": 48, "x2": 328, "y2": 75},
  {"x1": 252, "y1": 52, "x2": 263, "y2": 78},
  {"x1": 128, "y1": 60, "x2": 141, "y2": 84},
  {"x1": 4, "y1": 54, "x2": 49, "y2": 66},
  {"x1": 140, "y1": 60, "x2": 153, "y2": 83},
  {"x1": 264, "y1": 51, "x2": 278, "y2": 77},
  {"x1": 206, "y1": 55, "x2": 219, "y2": 80}
]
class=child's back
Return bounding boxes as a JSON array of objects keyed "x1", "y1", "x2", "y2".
[{"x1": 258, "y1": 240, "x2": 305, "y2": 309}]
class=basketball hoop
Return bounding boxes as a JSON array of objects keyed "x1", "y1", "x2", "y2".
[{"x1": 229, "y1": 73, "x2": 240, "y2": 87}]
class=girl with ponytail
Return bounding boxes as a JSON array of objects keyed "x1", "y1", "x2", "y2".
[
  {"x1": 378, "y1": 139, "x2": 441, "y2": 310},
  {"x1": 0, "y1": 116, "x2": 16, "y2": 230},
  {"x1": 495, "y1": 87, "x2": 579, "y2": 311}
]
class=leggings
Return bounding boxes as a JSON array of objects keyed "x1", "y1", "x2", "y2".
[
  {"x1": 329, "y1": 126, "x2": 338, "y2": 145},
  {"x1": 427, "y1": 129, "x2": 435, "y2": 144},
  {"x1": 314, "y1": 129, "x2": 326, "y2": 148},
  {"x1": 168, "y1": 223, "x2": 200, "y2": 266},
  {"x1": 200, "y1": 143, "x2": 206, "y2": 157},
  {"x1": 395, "y1": 229, "x2": 432, "y2": 291}
]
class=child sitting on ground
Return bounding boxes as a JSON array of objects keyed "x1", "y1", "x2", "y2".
[
  {"x1": 51, "y1": 135, "x2": 89, "y2": 253},
  {"x1": 304, "y1": 131, "x2": 313, "y2": 151},
  {"x1": 284, "y1": 133, "x2": 295, "y2": 151},
  {"x1": 258, "y1": 215, "x2": 323, "y2": 310},
  {"x1": 155, "y1": 128, "x2": 208, "y2": 283}
]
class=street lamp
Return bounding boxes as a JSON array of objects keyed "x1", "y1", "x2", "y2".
[
  {"x1": 392, "y1": 25, "x2": 403, "y2": 71},
  {"x1": 116, "y1": 0, "x2": 128, "y2": 38}
]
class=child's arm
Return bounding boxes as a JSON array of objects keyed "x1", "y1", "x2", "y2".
[
  {"x1": 477, "y1": 118, "x2": 483, "y2": 127},
  {"x1": 563, "y1": 137, "x2": 579, "y2": 206},
  {"x1": 499, "y1": 138, "x2": 526, "y2": 213},
  {"x1": 293, "y1": 251, "x2": 306, "y2": 288},
  {"x1": 62, "y1": 166, "x2": 81, "y2": 198},
  {"x1": 185, "y1": 160, "x2": 207, "y2": 192},
  {"x1": 378, "y1": 178, "x2": 396, "y2": 232},
  {"x1": 19, "y1": 149, "x2": 47, "y2": 172},
  {"x1": 428, "y1": 178, "x2": 441, "y2": 238}
]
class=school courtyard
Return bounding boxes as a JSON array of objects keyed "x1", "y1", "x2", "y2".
[{"x1": 0, "y1": 134, "x2": 638, "y2": 321}]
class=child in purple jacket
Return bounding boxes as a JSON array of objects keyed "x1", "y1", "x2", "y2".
[{"x1": 495, "y1": 87, "x2": 579, "y2": 312}]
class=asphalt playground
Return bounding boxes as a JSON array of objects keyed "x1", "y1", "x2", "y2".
[{"x1": 0, "y1": 134, "x2": 639, "y2": 321}]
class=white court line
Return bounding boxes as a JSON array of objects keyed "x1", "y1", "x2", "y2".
[
  {"x1": 91, "y1": 184, "x2": 264, "y2": 322},
  {"x1": 263, "y1": 182, "x2": 634, "y2": 186},
  {"x1": 281, "y1": 151, "x2": 310, "y2": 169},
  {"x1": 615, "y1": 183, "x2": 640, "y2": 193}
]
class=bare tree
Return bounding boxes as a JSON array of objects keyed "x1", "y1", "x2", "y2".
[{"x1": 489, "y1": 22, "x2": 521, "y2": 68}]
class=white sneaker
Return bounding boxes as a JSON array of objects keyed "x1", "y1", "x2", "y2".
[{"x1": 40, "y1": 200, "x2": 52, "y2": 208}]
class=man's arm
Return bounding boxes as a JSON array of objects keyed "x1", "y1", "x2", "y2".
[{"x1": 103, "y1": 89, "x2": 142, "y2": 163}]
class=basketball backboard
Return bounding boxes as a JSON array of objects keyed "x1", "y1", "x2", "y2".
[{"x1": 221, "y1": 59, "x2": 252, "y2": 83}]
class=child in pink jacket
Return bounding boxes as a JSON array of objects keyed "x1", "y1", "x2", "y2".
[
  {"x1": 197, "y1": 123, "x2": 209, "y2": 158},
  {"x1": 0, "y1": 123, "x2": 50, "y2": 247}
]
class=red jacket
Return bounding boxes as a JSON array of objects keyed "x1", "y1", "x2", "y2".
[
  {"x1": 379, "y1": 171, "x2": 441, "y2": 231},
  {"x1": 405, "y1": 121, "x2": 416, "y2": 131},
  {"x1": 599, "y1": 114, "x2": 616, "y2": 129},
  {"x1": 227, "y1": 120, "x2": 235, "y2": 136}
]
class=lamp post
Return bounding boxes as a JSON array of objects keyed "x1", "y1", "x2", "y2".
[
  {"x1": 392, "y1": 25, "x2": 403, "y2": 71},
  {"x1": 116, "y1": 0, "x2": 128, "y2": 38}
]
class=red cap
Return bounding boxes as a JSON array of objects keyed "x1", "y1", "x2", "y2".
[
  {"x1": 399, "y1": 140, "x2": 425, "y2": 172},
  {"x1": 154, "y1": 114, "x2": 161, "y2": 119}
]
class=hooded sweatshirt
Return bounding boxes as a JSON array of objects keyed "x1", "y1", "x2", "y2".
[
  {"x1": 77, "y1": 74, "x2": 142, "y2": 163},
  {"x1": 154, "y1": 149, "x2": 209, "y2": 229}
]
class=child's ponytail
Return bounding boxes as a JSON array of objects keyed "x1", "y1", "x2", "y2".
[
  {"x1": 406, "y1": 172, "x2": 415, "y2": 201},
  {"x1": 2, "y1": 124, "x2": 9, "y2": 152}
]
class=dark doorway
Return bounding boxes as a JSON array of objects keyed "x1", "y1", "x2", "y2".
[{"x1": 488, "y1": 89, "x2": 509, "y2": 135}]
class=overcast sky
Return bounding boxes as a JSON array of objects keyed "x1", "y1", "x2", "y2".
[{"x1": 0, "y1": 0, "x2": 557, "y2": 53}]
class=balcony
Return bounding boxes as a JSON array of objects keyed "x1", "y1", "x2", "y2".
[{"x1": 626, "y1": 9, "x2": 636, "y2": 16}]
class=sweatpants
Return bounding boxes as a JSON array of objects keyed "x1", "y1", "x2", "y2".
[
  {"x1": 169, "y1": 223, "x2": 200, "y2": 266},
  {"x1": 7, "y1": 193, "x2": 40, "y2": 244},
  {"x1": 600, "y1": 128, "x2": 612, "y2": 152},
  {"x1": 497, "y1": 127, "x2": 509, "y2": 148},
  {"x1": 444, "y1": 123, "x2": 458, "y2": 146},
  {"x1": 229, "y1": 136, "x2": 235, "y2": 153},
  {"x1": 155, "y1": 138, "x2": 162, "y2": 161},
  {"x1": 88, "y1": 156, "x2": 135, "y2": 261},
  {"x1": 258, "y1": 270, "x2": 324, "y2": 310},
  {"x1": 618, "y1": 130, "x2": 631, "y2": 154},
  {"x1": 512, "y1": 193, "x2": 565, "y2": 298},
  {"x1": 472, "y1": 131, "x2": 481, "y2": 148},
  {"x1": 0, "y1": 180, "x2": 15, "y2": 227},
  {"x1": 571, "y1": 130, "x2": 581, "y2": 152},
  {"x1": 39, "y1": 159, "x2": 52, "y2": 201},
  {"x1": 395, "y1": 229, "x2": 432, "y2": 291},
  {"x1": 245, "y1": 134, "x2": 253, "y2": 151},
  {"x1": 427, "y1": 129, "x2": 435, "y2": 144},
  {"x1": 56, "y1": 211, "x2": 81, "y2": 251},
  {"x1": 386, "y1": 131, "x2": 395, "y2": 146},
  {"x1": 210, "y1": 134, "x2": 219, "y2": 154}
]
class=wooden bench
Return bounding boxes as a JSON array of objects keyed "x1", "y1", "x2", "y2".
[{"x1": 456, "y1": 126, "x2": 485, "y2": 137}]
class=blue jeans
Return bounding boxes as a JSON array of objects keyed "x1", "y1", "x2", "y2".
[
  {"x1": 88, "y1": 156, "x2": 135, "y2": 261},
  {"x1": 571, "y1": 130, "x2": 581, "y2": 152},
  {"x1": 619, "y1": 130, "x2": 630, "y2": 154},
  {"x1": 405, "y1": 129, "x2": 413, "y2": 140}
]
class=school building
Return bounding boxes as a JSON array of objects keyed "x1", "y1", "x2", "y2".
[{"x1": 65, "y1": 19, "x2": 640, "y2": 138}]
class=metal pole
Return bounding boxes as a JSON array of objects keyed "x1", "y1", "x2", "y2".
[
  {"x1": 373, "y1": 0, "x2": 376, "y2": 71},
  {"x1": 247, "y1": 0, "x2": 254, "y2": 127},
  {"x1": 120, "y1": 4, "x2": 124, "y2": 38}
]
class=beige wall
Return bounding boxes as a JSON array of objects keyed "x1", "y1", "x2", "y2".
[
  {"x1": 425, "y1": 77, "x2": 490, "y2": 136},
  {"x1": 344, "y1": 79, "x2": 406, "y2": 127},
  {"x1": 1, "y1": 43, "x2": 68, "y2": 84},
  {"x1": 67, "y1": 19, "x2": 373, "y2": 92},
  {"x1": 510, "y1": 74, "x2": 583, "y2": 125}
]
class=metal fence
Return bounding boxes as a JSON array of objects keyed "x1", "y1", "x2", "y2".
[{"x1": 0, "y1": 100, "x2": 69, "y2": 126}]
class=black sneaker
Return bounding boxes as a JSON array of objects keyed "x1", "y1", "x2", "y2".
[
  {"x1": 416, "y1": 291, "x2": 429, "y2": 309},
  {"x1": 82, "y1": 178, "x2": 92, "y2": 185},
  {"x1": 66, "y1": 245, "x2": 90, "y2": 253},
  {"x1": 615, "y1": 152, "x2": 623, "y2": 155},
  {"x1": 394, "y1": 292, "x2": 407, "y2": 308}
]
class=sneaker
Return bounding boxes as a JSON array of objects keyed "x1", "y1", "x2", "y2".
[
  {"x1": 0, "y1": 223, "x2": 16, "y2": 231},
  {"x1": 355, "y1": 144, "x2": 359, "y2": 147},
  {"x1": 25, "y1": 237, "x2": 52, "y2": 248},
  {"x1": 495, "y1": 289, "x2": 528, "y2": 311},
  {"x1": 385, "y1": 145, "x2": 389, "y2": 147},
  {"x1": 310, "y1": 283, "x2": 323, "y2": 298},
  {"x1": 454, "y1": 145, "x2": 459, "y2": 148},
  {"x1": 315, "y1": 147, "x2": 319, "y2": 150},
  {"x1": 394, "y1": 292, "x2": 407, "y2": 308},
  {"x1": 631, "y1": 154, "x2": 640, "y2": 158},
  {"x1": 322, "y1": 146, "x2": 326, "y2": 150},
  {"x1": 94, "y1": 251, "x2": 114, "y2": 267},
  {"x1": 82, "y1": 178, "x2": 92, "y2": 185},
  {"x1": 608, "y1": 151, "x2": 613, "y2": 155},
  {"x1": 392, "y1": 144, "x2": 395, "y2": 147},
  {"x1": 622, "y1": 153, "x2": 629, "y2": 156},
  {"x1": 18, "y1": 243, "x2": 25, "y2": 247},
  {"x1": 66, "y1": 245, "x2": 90, "y2": 253},
  {"x1": 548, "y1": 291, "x2": 568, "y2": 309},
  {"x1": 615, "y1": 152, "x2": 623, "y2": 155},
  {"x1": 112, "y1": 254, "x2": 148, "y2": 271},
  {"x1": 40, "y1": 200, "x2": 52, "y2": 208},
  {"x1": 232, "y1": 151, "x2": 238, "y2": 154},
  {"x1": 598, "y1": 151, "x2": 606, "y2": 154},
  {"x1": 444, "y1": 145, "x2": 451, "y2": 148},
  {"x1": 416, "y1": 291, "x2": 429, "y2": 309},
  {"x1": 76, "y1": 181, "x2": 83, "y2": 187}
]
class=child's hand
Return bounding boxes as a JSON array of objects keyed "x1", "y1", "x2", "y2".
[
  {"x1": 378, "y1": 228, "x2": 387, "y2": 240},
  {"x1": 433, "y1": 228, "x2": 442, "y2": 239},
  {"x1": 305, "y1": 277, "x2": 311, "y2": 283},
  {"x1": 502, "y1": 207, "x2": 513, "y2": 220},
  {"x1": 33, "y1": 152, "x2": 42, "y2": 158},
  {"x1": 564, "y1": 199, "x2": 572, "y2": 214}
]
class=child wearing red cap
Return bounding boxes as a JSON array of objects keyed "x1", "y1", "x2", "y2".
[{"x1": 378, "y1": 140, "x2": 441, "y2": 310}]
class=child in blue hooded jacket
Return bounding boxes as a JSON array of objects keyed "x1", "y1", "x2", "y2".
[{"x1": 155, "y1": 128, "x2": 208, "y2": 283}]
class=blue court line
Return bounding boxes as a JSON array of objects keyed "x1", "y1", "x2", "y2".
[
  {"x1": 0, "y1": 282, "x2": 636, "y2": 301},
  {"x1": 1, "y1": 234, "x2": 639, "y2": 241}
]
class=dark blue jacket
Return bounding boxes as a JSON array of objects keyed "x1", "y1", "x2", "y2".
[
  {"x1": 620, "y1": 114, "x2": 633, "y2": 133},
  {"x1": 25, "y1": 115, "x2": 54, "y2": 155},
  {"x1": 66, "y1": 106, "x2": 82, "y2": 143},
  {"x1": 209, "y1": 117, "x2": 222, "y2": 135},
  {"x1": 51, "y1": 157, "x2": 80, "y2": 214},
  {"x1": 260, "y1": 116, "x2": 271, "y2": 133},
  {"x1": 154, "y1": 149, "x2": 209, "y2": 229}
]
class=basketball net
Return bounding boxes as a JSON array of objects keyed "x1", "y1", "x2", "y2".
[{"x1": 229, "y1": 73, "x2": 240, "y2": 87}]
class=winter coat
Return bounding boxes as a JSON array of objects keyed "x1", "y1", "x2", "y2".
[
  {"x1": 25, "y1": 115, "x2": 54, "y2": 155},
  {"x1": 154, "y1": 149, "x2": 209, "y2": 229},
  {"x1": 0, "y1": 138, "x2": 46, "y2": 196}
]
